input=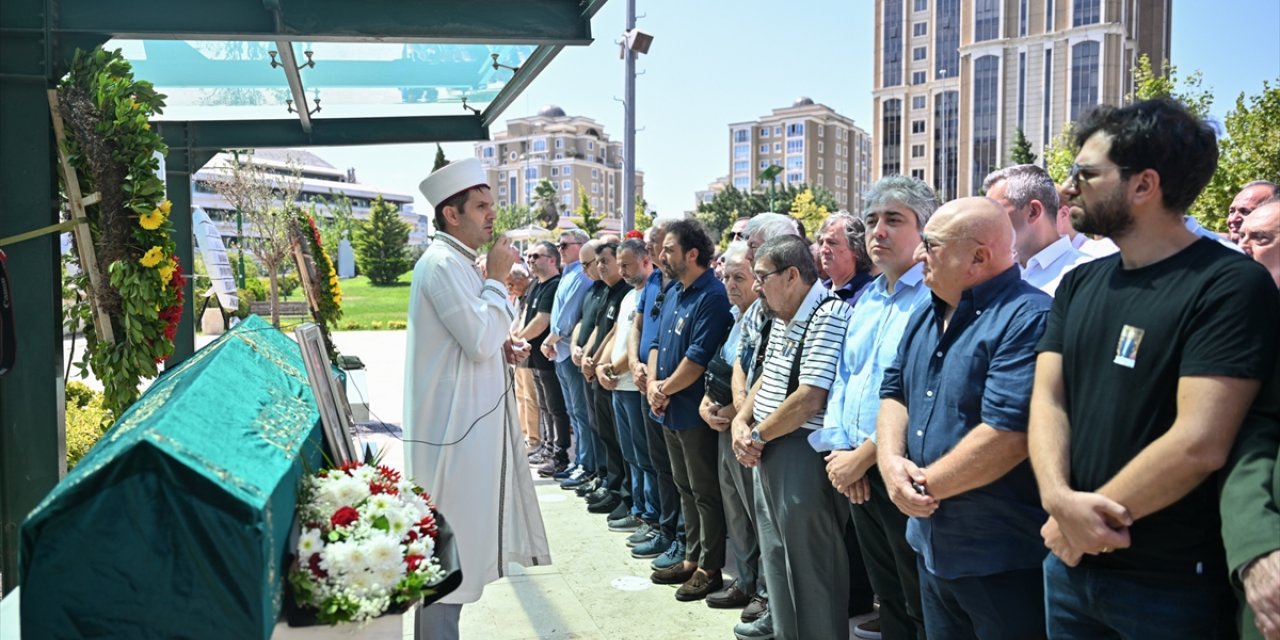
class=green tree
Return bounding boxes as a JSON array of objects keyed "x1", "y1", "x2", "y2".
[
  {"x1": 353, "y1": 196, "x2": 412, "y2": 286},
  {"x1": 532, "y1": 178, "x2": 560, "y2": 227},
  {"x1": 1129, "y1": 54, "x2": 1212, "y2": 119},
  {"x1": 634, "y1": 196, "x2": 653, "y2": 233},
  {"x1": 1043, "y1": 126, "x2": 1077, "y2": 185},
  {"x1": 695, "y1": 185, "x2": 755, "y2": 240},
  {"x1": 1010, "y1": 127, "x2": 1037, "y2": 165},
  {"x1": 573, "y1": 182, "x2": 605, "y2": 236},
  {"x1": 791, "y1": 188, "x2": 830, "y2": 238},
  {"x1": 1196, "y1": 81, "x2": 1280, "y2": 230},
  {"x1": 432, "y1": 144, "x2": 448, "y2": 171},
  {"x1": 310, "y1": 192, "x2": 357, "y2": 275}
]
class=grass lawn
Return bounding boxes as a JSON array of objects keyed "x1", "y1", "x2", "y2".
[{"x1": 274, "y1": 272, "x2": 412, "y2": 329}]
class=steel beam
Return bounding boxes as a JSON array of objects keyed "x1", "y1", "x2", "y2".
[
  {"x1": 155, "y1": 115, "x2": 487, "y2": 153},
  {"x1": 273, "y1": 42, "x2": 314, "y2": 133}
]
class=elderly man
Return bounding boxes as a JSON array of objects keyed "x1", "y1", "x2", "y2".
[
  {"x1": 879, "y1": 196, "x2": 1052, "y2": 639},
  {"x1": 817, "y1": 213, "x2": 875, "y2": 305},
  {"x1": 543, "y1": 229, "x2": 596, "y2": 484},
  {"x1": 1240, "y1": 197, "x2": 1280, "y2": 288},
  {"x1": 405, "y1": 159, "x2": 550, "y2": 639},
  {"x1": 812, "y1": 175, "x2": 939, "y2": 640},
  {"x1": 984, "y1": 164, "x2": 1091, "y2": 296},
  {"x1": 1228, "y1": 181, "x2": 1279, "y2": 243},
  {"x1": 731, "y1": 235, "x2": 853, "y2": 640},
  {"x1": 506, "y1": 263, "x2": 540, "y2": 449},
  {"x1": 646, "y1": 219, "x2": 734, "y2": 601},
  {"x1": 1030, "y1": 98, "x2": 1279, "y2": 639}
]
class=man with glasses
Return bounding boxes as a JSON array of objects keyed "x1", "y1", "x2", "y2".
[
  {"x1": 518, "y1": 241, "x2": 572, "y2": 477},
  {"x1": 731, "y1": 234, "x2": 853, "y2": 640},
  {"x1": 984, "y1": 165, "x2": 1091, "y2": 297},
  {"x1": 1030, "y1": 98, "x2": 1280, "y2": 639},
  {"x1": 879, "y1": 196, "x2": 1052, "y2": 639},
  {"x1": 542, "y1": 229, "x2": 596, "y2": 485}
]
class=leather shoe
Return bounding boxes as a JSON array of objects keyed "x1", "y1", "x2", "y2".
[
  {"x1": 587, "y1": 495, "x2": 620, "y2": 514},
  {"x1": 675, "y1": 570, "x2": 723, "y2": 602},
  {"x1": 741, "y1": 595, "x2": 768, "y2": 623},
  {"x1": 706, "y1": 581, "x2": 752, "y2": 609},
  {"x1": 650, "y1": 562, "x2": 696, "y2": 585},
  {"x1": 604, "y1": 501, "x2": 629, "y2": 521},
  {"x1": 583, "y1": 487, "x2": 610, "y2": 503}
]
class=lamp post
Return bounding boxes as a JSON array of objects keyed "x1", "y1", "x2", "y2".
[{"x1": 232, "y1": 149, "x2": 248, "y2": 288}]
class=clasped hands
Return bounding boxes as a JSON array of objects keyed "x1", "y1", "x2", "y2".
[
  {"x1": 880, "y1": 454, "x2": 938, "y2": 518},
  {"x1": 1040, "y1": 490, "x2": 1134, "y2": 567},
  {"x1": 646, "y1": 378, "x2": 670, "y2": 414},
  {"x1": 730, "y1": 414, "x2": 763, "y2": 467},
  {"x1": 504, "y1": 336, "x2": 530, "y2": 365},
  {"x1": 824, "y1": 449, "x2": 872, "y2": 504},
  {"x1": 698, "y1": 395, "x2": 736, "y2": 433}
]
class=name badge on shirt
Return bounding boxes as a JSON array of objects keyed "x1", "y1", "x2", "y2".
[
  {"x1": 783, "y1": 339, "x2": 798, "y2": 358},
  {"x1": 606, "y1": 306, "x2": 617, "y2": 321},
  {"x1": 1113, "y1": 324, "x2": 1145, "y2": 368},
  {"x1": 675, "y1": 316, "x2": 686, "y2": 335}
]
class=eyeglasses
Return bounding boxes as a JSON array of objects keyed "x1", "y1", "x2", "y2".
[
  {"x1": 1065, "y1": 162, "x2": 1132, "y2": 189},
  {"x1": 753, "y1": 268, "x2": 786, "y2": 284},
  {"x1": 582, "y1": 259, "x2": 597, "y2": 269},
  {"x1": 557, "y1": 241, "x2": 582, "y2": 250},
  {"x1": 920, "y1": 232, "x2": 982, "y2": 255},
  {"x1": 526, "y1": 253, "x2": 550, "y2": 260},
  {"x1": 649, "y1": 290, "x2": 667, "y2": 320},
  {"x1": 729, "y1": 232, "x2": 745, "y2": 241}
]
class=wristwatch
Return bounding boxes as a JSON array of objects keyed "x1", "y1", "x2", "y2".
[{"x1": 750, "y1": 427, "x2": 767, "y2": 445}]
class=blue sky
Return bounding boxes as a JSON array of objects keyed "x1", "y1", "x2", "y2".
[{"x1": 313, "y1": 0, "x2": 1280, "y2": 218}]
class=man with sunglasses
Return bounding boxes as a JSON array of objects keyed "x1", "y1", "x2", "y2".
[
  {"x1": 517, "y1": 241, "x2": 572, "y2": 477},
  {"x1": 1030, "y1": 98, "x2": 1279, "y2": 639},
  {"x1": 542, "y1": 229, "x2": 597, "y2": 486}
]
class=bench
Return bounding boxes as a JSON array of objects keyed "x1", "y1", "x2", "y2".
[{"x1": 249, "y1": 300, "x2": 310, "y2": 317}]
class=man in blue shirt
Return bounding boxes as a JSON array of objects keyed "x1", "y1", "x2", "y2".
[
  {"x1": 878, "y1": 196, "x2": 1051, "y2": 640},
  {"x1": 811, "y1": 175, "x2": 938, "y2": 640},
  {"x1": 645, "y1": 219, "x2": 734, "y2": 601},
  {"x1": 541, "y1": 229, "x2": 596, "y2": 482}
]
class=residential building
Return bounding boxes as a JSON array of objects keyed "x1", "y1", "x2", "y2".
[
  {"x1": 727, "y1": 98, "x2": 873, "y2": 213},
  {"x1": 475, "y1": 105, "x2": 645, "y2": 227},
  {"x1": 872, "y1": 0, "x2": 1171, "y2": 199},
  {"x1": 695, "y1": 176, "x2": 730, "y2": 209}
]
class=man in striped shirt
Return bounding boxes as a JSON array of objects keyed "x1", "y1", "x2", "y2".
[{"x1": 731, "y1": 235, "x2": 853, "y2": 640}]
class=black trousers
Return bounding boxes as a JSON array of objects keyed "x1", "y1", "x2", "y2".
[
  {"x1": 641, "y1": 394, "x2": 681, "y2": 539},
  {"x1": 530, "y1": 367, "x2": 571, "y2": 465},
  {"x1": 591, "y1": 381, "x2": 629, "y2": 503},
  {"x1": 664, "y1": 424, "x2": 725, "y2": 570},
  {"x1": 852, "y1": 466, "x2": 926, "y2": 639}
]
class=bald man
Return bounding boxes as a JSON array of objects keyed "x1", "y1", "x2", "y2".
[
  {"x1": 878, "y1": 197, "x2": 1052, "y2": 639},
  {"x1": 1228, "y1": 181, "x2": 1278, "y2": 243},
  {"x1": 1240, "y1": 199, "x2": 1280, "y2": 288}
]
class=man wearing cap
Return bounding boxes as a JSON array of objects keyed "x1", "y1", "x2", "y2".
[{"x1": 405, "y1": 158, "x2": 551, "y2": 639}]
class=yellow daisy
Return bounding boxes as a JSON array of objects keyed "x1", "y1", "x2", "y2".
[
  {"x1": 139, "y1": 208, "x2": 165, "y2": 230},
  {"x1": 139, "y1": 246, "x2": 165, "y2": 268},
  {"x1": 158, "y1": 263, "x2": 175, "y2": 285},
  {"x1": 158, "y1": 200, "x2": 172, "y2": 215}
]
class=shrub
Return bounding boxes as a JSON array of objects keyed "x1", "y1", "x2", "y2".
[
  {"x1": 369, "y1": 321, "x2": 383, "y2": 330},
  {"x1": 387, "y1": 320, "x2": 406, "y2": 330},
  {"x1": 65, "y1": 382, "x2": 113, "y2": 470},
  {"x1": 342, "y1": 320, "x2": 363, "y2": 331},
  {"x1": 278, "y1": 273, "x2": 299, "y2": 298}
]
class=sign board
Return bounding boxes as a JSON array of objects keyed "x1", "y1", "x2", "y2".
[{"x1": 192, "y1": 206, "x2": 239, "y2": 310}]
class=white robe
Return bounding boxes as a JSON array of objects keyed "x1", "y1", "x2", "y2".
[{"x1": 403, "y1": 232, "x2": 551, "y2": 605}]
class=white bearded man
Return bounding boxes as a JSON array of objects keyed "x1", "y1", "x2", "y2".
[{"x1": 405, "y1": 158, "x2": 551, "y2": 639}]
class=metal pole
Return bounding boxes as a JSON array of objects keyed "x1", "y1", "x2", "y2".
[
  {"x1": 622, "y1": 0, "x2": 637, "y2": 232},
  {"x1": 233, "y1": 149, "x2": 247, "y2": 288}
]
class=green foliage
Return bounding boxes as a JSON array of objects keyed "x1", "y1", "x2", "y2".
[
  {"x1": 1193, "y1": 81, "x2": 1280, "y2": 229},
  {"x1": 1129, "y1": 54, "x2": 1213, "y2": 120},
  {"x1": 791, "y1": 189, "x2": 831, "y2": 238},
  {"x1": 353, "y1": 196, "x2": 411, "y2": 286},
  {"x1": 65, "y1": 382, "x2": 113, "y2": 470},
  {"x1": 532, "y1": 179, "x2": 561, "y2": 227},
  {"x1": 432, "y1": 144, "x2": 449, "y2": 171},
  {"x1": 1043, "y1": 126, "x2": 1078, "y2": 185},
  {"x1": 387, "y1": 320, "x2": 407, "y2": 330},
  {"x1": 573, "y1": 182, "x2": 605, "y2": 236},
  {"x1": 694, "y1": 182, "x2": 838, "y2": 241},
  {"x1": 634, "y1": 196, "x2": 653, "y2": 233},
  {"x1": 1010, "y1": 127, "x2": 1037, "y2": 165},
  {"x1": 60, "y1": 47, "x2": 183, "y2": 417},
  {"x1": 309, "y1": 193, "x2": 357, "y2": 274}
]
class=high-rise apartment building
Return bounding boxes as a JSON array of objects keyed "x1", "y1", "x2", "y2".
[
  {"x1": 727, "y1": 98, "x2": 873, "y2": 213},
  {"x1": 475, "y1": 105, "x2": 644, "y2": 220},
  {"x1": 873, "y1": 0, "x2": 1170, "y2": 199}
]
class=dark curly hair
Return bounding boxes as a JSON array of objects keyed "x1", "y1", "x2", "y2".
[
  {"x1": 1072, "y1": 97, "x2": 1218, "y2": 213},
  {"x1": 665, "y1": 219, "x2": 716, "y2": 268}
]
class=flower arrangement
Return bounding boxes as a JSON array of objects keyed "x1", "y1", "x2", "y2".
[
  {"x1": 293, "y1": 213, "x2": 344, "y2": 365},
  {"x1": 288, "y1": 462, "x2": 446, "y2": 624},
  {"x1": 59, "y1": 47, "x2": 183, "y2": 417}
]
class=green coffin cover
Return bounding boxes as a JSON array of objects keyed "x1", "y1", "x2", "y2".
[{"x1": 20, "y1": 316, "x2": 328, "y2": 639}]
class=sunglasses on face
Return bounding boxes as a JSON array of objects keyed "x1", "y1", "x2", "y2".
[{"x1": 558, "y1": 241, "x2": 582, "y2": 250}]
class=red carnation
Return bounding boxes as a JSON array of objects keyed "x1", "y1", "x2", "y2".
[
  {"x1": 625, "y1": 229, "x2": 644, "y2": 239},
  {"x1": 308, "y1": 552, "x2": 328, "y2": 578},
  {"x1": 330, "y1": 505, "x2": 360, "y2": 528},
  {"x1": 405, "y1": 554, "x2": 426, "y2": 571}
]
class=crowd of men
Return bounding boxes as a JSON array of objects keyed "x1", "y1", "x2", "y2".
[{"x1": 415, "y1": 97, "x2": 1280, "y2": 640}]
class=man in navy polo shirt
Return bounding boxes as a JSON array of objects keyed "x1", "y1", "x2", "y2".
[
  {"x1": 878, "y1": 196, "x2": 1052, "y2": 639},
  {"x1": 646, "y1": 219, "x2": 734, "y2": 602}
]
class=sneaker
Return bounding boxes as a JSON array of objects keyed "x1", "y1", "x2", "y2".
[
  {"x1": 733, "y1": 610, "x2": 774, "y2": 640},
  {"x1": 587, "y1": 494, "x2": 620, "y2": 514},
  {"x1": 575, "y1": 477, "x2": 603, "y2": 497},
  {"x1": 650, "y1": 539, "x2": 686, "y2": 570},
  {"x1": 536, "y1": 461, "x2": 567, "y2": 478},
  {"x1": 741, "y1": 595, "x2": 768, "y2": 623},
  {"x1": 631, "y1": 533, "x2": 673, "y2": 559},
  {"x1": 552, "y1": 464, "x2": 578, "y2": 481},
  {"x1": 852, "y1": 616, "x2": 882, "y2": 640},
  {"x1": 608, "y1": 514, "x2": 643, "y2": 532},
  {"x1": 626, "y1": 523, "x2": 656, "y2": 546},
  {"x1": 604, "y1": 502, "x2": 629, "y2": 521},
  {"x1": 560, "y1": 471, "x2": 593, "y2": 490}
]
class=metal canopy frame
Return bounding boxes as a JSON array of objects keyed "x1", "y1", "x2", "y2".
[{"x1": 0, "y1": 0, "x2": 609, "y2": 596}]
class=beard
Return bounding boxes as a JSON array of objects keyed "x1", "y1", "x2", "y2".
[{"x1": 1071, "y1": 188, "x2": 1134, "y2": 238}]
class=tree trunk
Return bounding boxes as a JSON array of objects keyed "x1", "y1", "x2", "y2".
[{"x1": 268, "y1": 263, "x2": 280, "y2": 328}]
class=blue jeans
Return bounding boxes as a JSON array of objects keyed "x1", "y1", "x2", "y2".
[
  {"x1": 555, "y1": 359, "x2": 597, "y2": 471},
  {"x1": 918, "y1": 556, "x2": 1046, "y2": 640},
  {"x1": 613, "y1": 391, "x2": 658, "y2": 521},
  {"x1": 1042, "y1": 554, "x2": 1237, "y2": 640}
]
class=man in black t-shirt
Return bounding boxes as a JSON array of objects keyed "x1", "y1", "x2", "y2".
[
  {"x1": 1029, "y1": 98, "x2": 1280, "y2": 639},
  {"x1": 516, "y1": 241, "x2": 572, "y2": 476}
]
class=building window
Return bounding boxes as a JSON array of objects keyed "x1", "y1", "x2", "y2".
[
  {"x1": 525, "y1": 167, "x2": 539, "y2": 180},
  {"x1": 912, "y1": 95, "x2": 926, "y2": 109},
  {"x1": 911, "y1": 144, "x2": 926, "y2": 157},
  {"x1": 734, "y1": 144, "x2": 750, "y2": 159},
  {"x1": 975, "y1": 0, "x2": 1000, "y2": 41},
  {"x1": 935, "y1": 0, "x2": 960, "y2": 78},
  {"x1": 592, "y1": 184, "x2": 599, "y2": 194},
  {"x1": 1070, "y1": 40, "x2": 1100, "y2": 121},
  {"x1": 934, "y1": 91, "x2": 958, "y2": 201},
  {"x1": 1019, "y1": 0, "x2": 1028, "y2": 36},
  {"x1": 1046, "y1": 0, "x2": 1055, "y2": 31},
  {"x1": 588, "y1": 141, "x2": 595, "y2": 150},
  {"x1": 913, "y1": 22, "x2": 928, "y2": 36},
  {"x1": 913, "y1": 46, "x2": 928, "y2": 60},
  {"x1": 818, "y1": 127, "x2": 824, "y2": 138},
  {"x1": 555, "y1": 138, "x2": 564, "y2": 149},
  {"x1": 911, "y1": 119, "x2": 926, "y2": 134},
  {"x1": 562, "y1": 180, "x2": 571, "y2": 190},
  {"x1": 914, "y1": 0, "x2": 927, "y2": 10},
  {"x1": 509, "y1": 152, "x2": 517, "y2": 161},
  {"x1": 786, "y1": 172, "x2": 803, "y2": 183},
  {"x1": 787, "y1": 123, "x2": 804, "y2": 137},
  {"x1": 734, "y1": 176, "x2": 750, "y2": 189},
  {"x1": 787, "y1": 139, "x2": 804, "y2": 153},
  {"x1": 533, "y1": 139, "x2": 547, "y2": 152},
  {"x1": 818, "y1": 158, "x2": 825, "y2": 170},
  {"x1": 786, "y1": 157, "x2": 804, "y2": 171},
  {"x1": 551, "y1": 167, "x2": 559, "y2": 177},
  {"x1": 774, "y1": 142, "x2": 782, "y2": 152},
  {"x1": 734, "y1": 129, "x2": 750, "y2": 143},
  {"x1": 819, "y1": 141, "x2": 824, "y2": 153},
  {"x1": 1018, "y1": 52, "x2": 1027, "y2": 131},
  {"x1": 912, "y1": 71, "x2": 927, "y2": 84},
  {"x1": 498, "y1": 186, "x2": 507, "y2": 195},
  {"x1": 972, "y1": 55, "x2": 1000, "y2": 195},
  {"x1": 592, "y1": 197, "x2": 599, "y2": 209},
  {"x1": 883, "y1": 0, "x2": 904, "y2": 86},
  {"x1": 759, "y1": 159, "x2": 769, "y2": 169},
  {"x1": 734, "y1": 160, "x2": 750, "y2": 174},
  {"x1": 483, "y1": 146, "x2": 495, "y2": 158},
  {"x1": 882, "y1": 98, "x2": 903, "y2": 176},
  {"x1": 586, "y1": 155, "x2": 594, "y2": 163},
  {"x1": 555, "y1": 153, "x2": 564, "y2": 160},
  {"x1": 499, "y1": 171, "x2": 506, "y2": 180},
  {"x1": 911, "y1": 169, "x2": 926, "y2": 179},
  {"x1": 1073, "y1": 0, "x2": 1100, "y2": 26},
  {"x1": 561, "y1": 194, "x2": 571, "y2": 207},
  {"x1": 591, "y1": 169, "x2": 600, "y2": 179},
  {"x1": 760, "y1": 127, "x2": 770, "y2": 137},
  {"x1": 608, "y1": 174, "x2": 615, "y2": 183},
  {"x1": 1044, "y1": 49, "x2": 1054, "y2": 147},
  {"x1": 760, "y1": 143, "x2": 770, "y2": 153}
]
